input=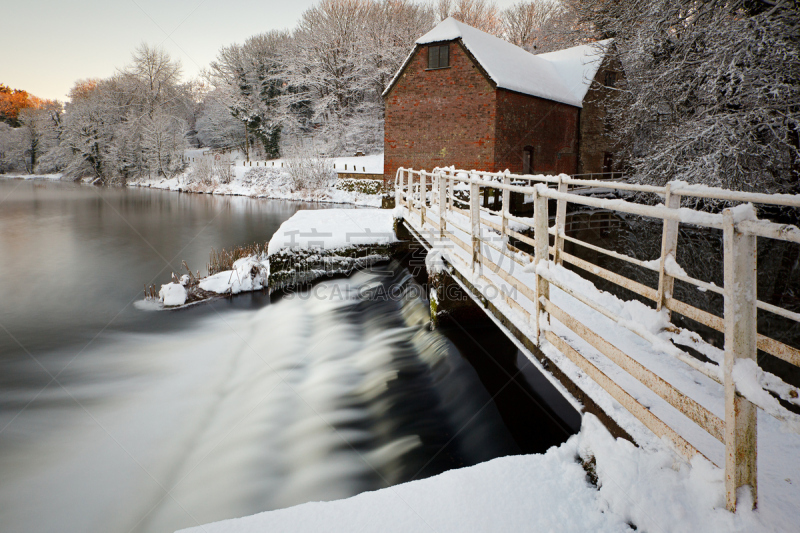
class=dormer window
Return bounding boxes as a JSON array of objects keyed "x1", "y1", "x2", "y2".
[{"x1": 427, "y1": 44, "x2": 450, "y2": 69}]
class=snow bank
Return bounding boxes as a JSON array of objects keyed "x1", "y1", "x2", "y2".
[
  {"x1": 267, "y1": 209, "x2": 397, "y2": 256},
  {"x1": 159, "y1": 283, "x2": 187, "y2": 307},
  {"x1": 0, "y1": 173, "x2": 64, "y2": 181},
  {"x1": 331, "y1": 154, "x2": 383, "y2": 174},
  {"x1": 177, "y1": 414, "x2": 768, "y2": 533},
  {"x1": 199, "y1": 256, "x2": 269, "y2": 295},
  {"x1": 576, "y1": 415, "x2": 764, "y2": 532}
]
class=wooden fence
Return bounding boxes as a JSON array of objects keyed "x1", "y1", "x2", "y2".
[{"x1": 395, "y1": 167, "x2": 800, "y2": 512}]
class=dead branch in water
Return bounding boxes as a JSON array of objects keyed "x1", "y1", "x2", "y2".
[{"x1": 144, "y1": 284, "x2": 159, "y2": 300}]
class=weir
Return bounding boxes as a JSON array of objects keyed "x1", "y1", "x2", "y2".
[{"x1": 394, "y1": 166, "x2": 800, "y2": 512}]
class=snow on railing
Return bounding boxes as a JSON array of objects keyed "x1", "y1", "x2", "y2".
[{"x1": 395, "y1": 166, "x2": 800, "y2": 512}]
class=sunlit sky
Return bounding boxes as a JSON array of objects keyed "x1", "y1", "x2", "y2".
[{"x1": 3, "y1": 0, "x2": 519, "y2": 102}]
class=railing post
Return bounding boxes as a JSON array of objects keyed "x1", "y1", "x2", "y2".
[
  {"x1": 470, "y1": 178, "x2": 481, "y2": 273},
  {"x1": 448, "y1": 170, "x2": 454, "y2": 212},
  {"x1": 420, "y1": 172, "x2": 427, "y2": 226},
  {"x1": 406, "y1": 168, "x2": 417, "y2": 211},
  {"x1": 433, "y1": 171, "x2": 439, "y2": 208},
  {"x1": 723, "y1": 208, "x2": 758, "y2": 511},
  {"x1": 395, "y1": 169, "x2": 404, "y2": 209},
  {"x1": 554, "y1": 175, "x2": 568, "y2": 264},
  {"x1": 534, "y1": 185, "x2": 550, "y2": 342},
  {"x1": 657, "y1": 183, "x2": 681, "y2": 313},
  {"x1": 501, "y1": 173, "x2": 510, "y2": 249},
  {"x1": 438, "y1": 171, "x2": 447, "y2": 240}
]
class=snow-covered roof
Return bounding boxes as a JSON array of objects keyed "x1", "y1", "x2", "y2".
[
  {"x1": 390, "y1": 17, "x2": 612, "y2": 108},
  {"x1": 536, "y1": 39, "x2": 613, "y2": 104}
]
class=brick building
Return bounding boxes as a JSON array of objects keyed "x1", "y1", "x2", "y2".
[{"x1": 383, "y1": 18, "x2": 619, "y2": 183}]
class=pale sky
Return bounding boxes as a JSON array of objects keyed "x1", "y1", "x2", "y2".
[{"x1": 2, "y1": 0, "x2": 519, "y2": 102}]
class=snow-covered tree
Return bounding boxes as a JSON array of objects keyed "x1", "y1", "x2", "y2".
[
  {"x1": 283, "y1": 0, "x2": 373, "y2": 153},
  {"x1": 208, "y1": 31, "x2": 288, "y2": 159},
  {"x1": 59, "y1": 46, "x2": 189, "y2": 183},
  {"x1": 279, "y1": 0, "x2": 433, "y2": 155},
  {"x1": 0, "y1": 122, "x2": 24, "y2": 173},
  {"x1": 501, "y1": 0, "x2": 578, "y2": 53},
  {"x1": 435, "y1": 0, "x2": 502, "y2": 35},
  {"x1": 195, "y1": 89, "x2": 247, "y2": 151},
  {"x1": 361, "y1": 0, "x2": 435, "y2": 99},
  {"x1": 17, "y1": 100, "x2": 63, "y2": 173},
  {"x1": 570, "y1": 0, "x2": 800, "y2": 193}
]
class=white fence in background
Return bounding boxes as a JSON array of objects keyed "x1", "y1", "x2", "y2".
[
  {"x1": 395, "y1": 166, "x2": 800, "y2": 512},
  {"x1": 181, "y1": 152, "x2": 379, "y2": 175}
]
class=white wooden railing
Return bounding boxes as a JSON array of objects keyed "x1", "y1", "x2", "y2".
[{"x1": 395, "y1": 167, "x2": 800, "y2": 512}]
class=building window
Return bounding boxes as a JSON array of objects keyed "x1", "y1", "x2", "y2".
[
  {"x1": 523, "y1": 146, "x2": 534, "y2": 174},
  {"x1": 427, "y1": 44, "x2": 450, "y2": 69},
  {"x1": 604, "y1": 71, "x2": 617, "y2": 88}
]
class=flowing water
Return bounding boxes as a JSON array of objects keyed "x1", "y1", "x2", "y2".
[{"x1": 0, "y1": 180, "x2": 575, "y2": 533}]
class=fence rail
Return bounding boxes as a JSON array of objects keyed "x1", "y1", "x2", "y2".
[{"x1": 395, "y1": 166, "x2": 800, "y2": 512}]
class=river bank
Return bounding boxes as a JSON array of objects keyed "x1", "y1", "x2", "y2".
[{"x1": 129, "y1": 155, "x2": 386, "y2": 207}]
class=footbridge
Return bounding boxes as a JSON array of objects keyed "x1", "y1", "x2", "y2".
[{"x1": 394, "y1": 167, "x2": 800, "y2": 512}]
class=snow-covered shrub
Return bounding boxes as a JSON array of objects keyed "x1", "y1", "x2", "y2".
[
  {"x1": 186, "y1": 157, "x2": 214, "y2": 185},
  {"x1": 334, "y1": 178, "x2": 383, "y2": 195},
  {"x1": 208, "y1": 242, "x2": 267, "y2": 275},
  {"x1": 241, "y1": 166, "x2": 293, "y2": 190},
  {"x1": 184, "y1": 157, "x2": 235, "y2": 186},
  {"x1": 214, "y1": 158, "x2": 234, "y2": 184},
  {"x1": 284, "y1": 147, "x2": 335, "y2": 191}
]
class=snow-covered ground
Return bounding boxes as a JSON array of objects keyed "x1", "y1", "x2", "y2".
[
  {"x1": 266, "y1": 209, "x2": 396, "y2": 255},
  {"x1": 0, "y1": 173, "x2": 63, "y2": 180},
  {"x1": 177, "y1": 414, "x2": 766, "y2": 533},
  {"x1": 130, "y1": 154, "x2": 385, "y2": 207}
]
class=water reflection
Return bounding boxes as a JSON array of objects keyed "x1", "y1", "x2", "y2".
[{"x1": 0, "y1": 179, "x2": 325, "y2": 358}]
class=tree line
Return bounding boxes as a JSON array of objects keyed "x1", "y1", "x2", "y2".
[{"x1": 0, "y1": 0, "x2": 796, "y2": 193}]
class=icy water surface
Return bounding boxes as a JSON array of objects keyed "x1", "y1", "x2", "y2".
[{"x1": 0, "y1": 180, "x2": 574, "y2": 533}]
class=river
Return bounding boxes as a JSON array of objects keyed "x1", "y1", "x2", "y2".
[{"x1": 0, "y1": 179, "x2": 576, "y2": 533}]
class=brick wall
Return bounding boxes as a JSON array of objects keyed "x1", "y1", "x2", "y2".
[
  {"x1": 495, "y1": 90, "x2": 579, "y2": 175},
  {"x1": 384, "y1": 39, "x2": 612, "y2": 180},
  {"x1": 578, "y1": 56, "x2": 624, "y2": 175},
  {"x1": 384, "y1": 41, "x2": 497, "y2": 182}
]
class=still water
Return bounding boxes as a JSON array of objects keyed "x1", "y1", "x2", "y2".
[{"x1": 0, "y1": 180, "x2": 573, "y2": 533}]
